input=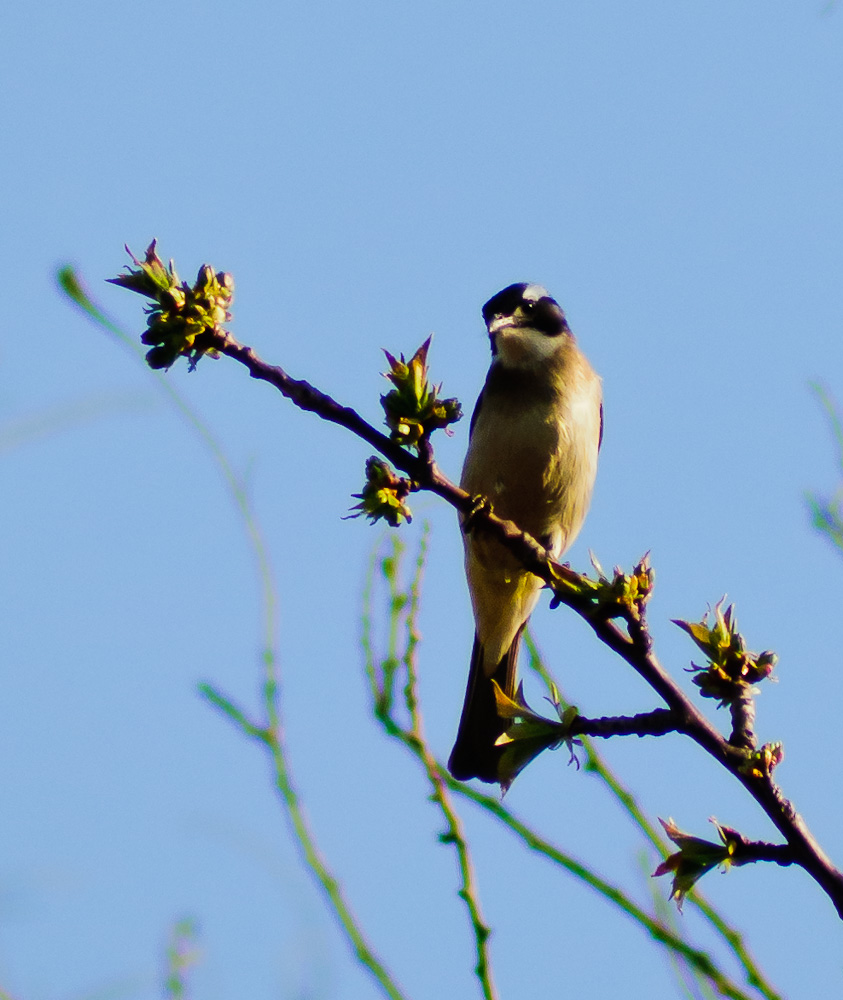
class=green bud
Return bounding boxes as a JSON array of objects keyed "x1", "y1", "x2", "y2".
[
  {"x1": 380, "y1": 337, "x2": 462, "y2": 449},
  {"x1": 107, "y1": 240, "x2": 180, "y2": 298},
  {"x1": 549, "y1": 552, "x2": 654, "y2": 619},
  {"x1": 738, "y1": 741, "x2": 785, "y2": 779},
  {"x1": 492, "y1": 681, "x2": 582, "y2": 792},
  {"x1": 673, "y1": 600, "x2": 777, "y2": 707},
  {"x1": 108, "y1": 242, "x2": 234, "y2": 371},
  {"x1": 145, "y1": 344, "x2": 180, "y2": 370},
  {"x1": 653, "y1": 817, "x2": 742, "y2": 910},
  {"x1": 347, "y1": 457, "x2": 413, "y2": 527}
]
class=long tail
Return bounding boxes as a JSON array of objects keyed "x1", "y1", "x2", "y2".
[{"x1": 448, "y1": 626, "x2": 524, "y2": 783}]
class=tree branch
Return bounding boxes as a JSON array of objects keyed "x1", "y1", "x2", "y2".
[
  {"x1": 206, "y1": 332, "x2": 843, "y2": 918},
  {"x1": 573, "y1": 708, "x2": 679, "y2": 739}
]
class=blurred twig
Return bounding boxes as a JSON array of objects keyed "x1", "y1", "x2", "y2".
[
  {"x1": 0, "y1": 393, "x2": 151, "y2": 454},
  {"x1": 164, "y1": 918, "x2": 200, "y2": 999},
  {"x1": 199, "y1": 677, "x2": 409, "y2": 1000},
  {"x1": 806, "y1": 382, "x2": 843, "y2": 553},
  {"x1": 363, "y1": 531, "x2": 498, "y2": 1000},
  {"x1": 364, "y1": 535, "x2": 766, "y2": 1000},
  {"x1": 58, "y1": 266, "x2": 278, "y2": 647},
  {"x1": 639, "y1": 852, "x2": 718, "y2": 1000},
  {"x1": 59, "y1": 269, "x2": 408, "y2": 1000},
  {"x1": 523, "y1": 632, "x2": 782, "y2": 1000}
]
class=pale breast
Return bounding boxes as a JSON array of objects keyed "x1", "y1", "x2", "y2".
[{"x1": 461, "y1": 350, "x2": 601, "y2": 556}]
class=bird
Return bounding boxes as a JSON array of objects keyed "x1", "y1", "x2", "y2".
[{"x1": 448, "y1": 283, "x2": 603, "y2": 783}]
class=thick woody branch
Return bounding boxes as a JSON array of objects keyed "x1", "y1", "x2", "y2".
[
  {"x1": 573, "y1": 709, "x2": 679, "y2": 739},
  {"x1": 214, "y1": 332, "x2": 843, "y2": 919},
  {"x1": 220, "y1": 338, "x2": 430, "y2": 478},
  {"x1": 595, "y1": 619, "x2": 843, "y2": 918},
  {"x1": 728, "y1": 690, "x2": 758, "y2": 751},
  {"x1": 733, "y1": 840, "x2": 795, "y2": 868}
]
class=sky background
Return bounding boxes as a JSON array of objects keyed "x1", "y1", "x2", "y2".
[{"x1": 2, "y1": 0, "x2": 843, "y2": 997}]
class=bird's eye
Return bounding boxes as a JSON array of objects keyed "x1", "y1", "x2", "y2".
[{"x1": 522, "y1": 300, "x2": 535, "y2": 312}]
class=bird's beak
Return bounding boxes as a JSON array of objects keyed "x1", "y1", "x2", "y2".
[{"x1": 487, "y1": 313, "x2": 519, "y2": 337}]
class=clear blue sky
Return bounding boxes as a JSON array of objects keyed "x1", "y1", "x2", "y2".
[{"x1": 2, "y1": 1, "x2": 843, "y2": 997}]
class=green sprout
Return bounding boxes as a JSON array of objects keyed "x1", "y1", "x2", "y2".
[
  {"x1": 348, "y1": 457, "x2": 414, "y2": 527},
  {"x1": 653, "y1": 818, "x2": 744, "y2": 911},
  {"x1": 673, "y1": 601, "x2": 777, "y2": 706},
  {"x1": 108, "y1": 241, "x2": 234, "y2": 370},
  {"x1": 737, "y1": 741, "x2": 785, "y2": 780},
  {"x1": 380, "y1": 337, "x2": 461, "y2": 448},
  {"x1": 492, "y1": 680, "x2": 581, "y2": 792},
  {"x1": 549, "y1": 553, "x2": 654, "y2": 620}
]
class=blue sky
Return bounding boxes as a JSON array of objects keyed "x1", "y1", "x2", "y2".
[{"x1": 2, "y1": 1, "x2": 843, "y2": 997}]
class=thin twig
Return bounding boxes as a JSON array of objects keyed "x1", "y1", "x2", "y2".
[
  {"x1": 444, "y1": 770, "x2": 762, "y2": 1000},
  {"x1": 806, "y1": 382, "x2": 843, "y2": 552},
  {"x1": 572, "y1": 708, "x2": 678, "y2": 738},
  {"x1": 367, "y1": 534, "x2": 499, "y2": 1000},
  {"x1": 523, "y1": 632, "x2": 784, "y2": 1000},
  {"x1": 367, "y1": 540, "x2": 767, "y2": 1000},
  {"x1": 59, "y1": 273, "x2": 409, "y2": 1000}
]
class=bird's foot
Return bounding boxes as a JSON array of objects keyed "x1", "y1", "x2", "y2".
[{"x1": 461, "y1": 494, "x2": 493, "y2": 534}]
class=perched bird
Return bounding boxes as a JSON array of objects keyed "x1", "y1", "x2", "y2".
[{"x1": 448, "y1": 283, "x2": 603, "y2": 783}]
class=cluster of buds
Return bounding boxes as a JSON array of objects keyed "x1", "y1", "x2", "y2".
[
  {"x1": 594, "y1": 553, "x2": 655, "y2": 620},
  {"x1": 738, "y1": 741, "x2": 785, "y2": 780},
  {"x1": 653, "y1": 817, "x2": 744, "y2": 910},
  {"x1": 491, "y1": 680, "x2": 581, "y2": 792},
  {"x1": 549, "y1": 553, "x2": 654, "y2": 620},
  {"x1": 347, "y1": 457, "x2": 414, "y2": 527},
  {"x1": 380, "y1": 338, "x2": 462, "y2": 448},
  {"x1": 673, "y1": 601, "x2": 777, "y2": 706},
  {"x1": 108, "y1": 241, "x2": 234, "y2": 370}
]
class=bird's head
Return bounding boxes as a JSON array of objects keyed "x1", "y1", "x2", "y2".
[{"x1": 482, "y1": 283, "x2": 571, "y2": 368}]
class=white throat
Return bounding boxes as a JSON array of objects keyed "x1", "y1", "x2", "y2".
[{"x1": 492, "y1": 326, "x2": 563, "y2": 370}]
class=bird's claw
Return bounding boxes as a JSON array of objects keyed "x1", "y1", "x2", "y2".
[{"x1": 462, "y1": 494, "x2": 493, "y2": 534}]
